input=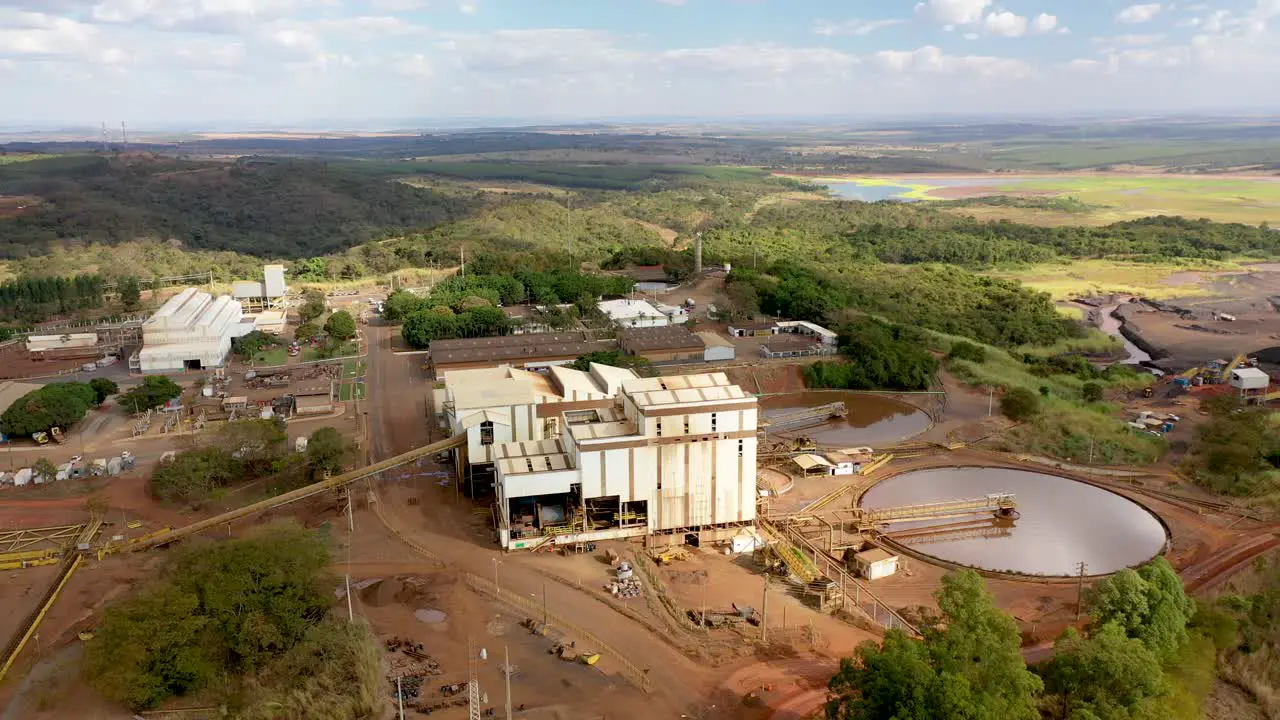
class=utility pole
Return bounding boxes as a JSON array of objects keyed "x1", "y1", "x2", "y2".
[
  {"x1": 397, "y1": 676, "x2": 405, "y2": 720},
  {"x1": 988, "y1": 386, "x2": 994, "y2": 417},
  {"x1": 542, "y1": 581, "x2": 548, "y2": 626},
  {"x1": 493, "y1": 556, "x2": 501, "y2": 595},
  {"x1": 761, "y1": 576, "x2": 769, "y2": 643},
  {"x1": 504, "y1": 645, "x2": 513, "y2": 720},
  {"x1": 461, "y1": 245, "x2": 466, "y2": 279},
  {"x1": 1075, "y1": 561, "x2": 1088, "y2": 621}
]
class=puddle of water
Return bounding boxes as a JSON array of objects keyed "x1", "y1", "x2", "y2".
[
  {"x1": 824, "y1": 181, "x2": 920, "y2": 202},
  {"x1": 415, "y1": 608, "x2": 448, "y2": 624},
  {"x1": 760, "y1": 392, "x2": 931, "y2": 446},
  {"x1": 860, "y1": 467, "x2": 1166, "y2": 576}
]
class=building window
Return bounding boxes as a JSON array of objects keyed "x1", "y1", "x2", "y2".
[
  {"x1": 480, "y1": 420, "x2": 494, "y2": 446},
  {"x1": 710, "y1": 413, "x2": 718, "y2": 432},
  {"x1": 683, "y1": 417, "x2": 690, "y2": 435},
  {"x1": 738, "y1": 439, "x2": 744, "y2": 457},
  {"x1": 655, "y1": 419, "x2": 662, "y2": 437}
]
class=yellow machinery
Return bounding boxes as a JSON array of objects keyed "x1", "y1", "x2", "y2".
[{"x1": 650, "y1": 547, "x2": 690, "y2": 565}]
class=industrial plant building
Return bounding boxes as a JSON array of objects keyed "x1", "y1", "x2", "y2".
[
  {"x1": 449, "y1": 370, "x2": 760, "y2": 551},
  {"x1": 426, "y1": 332, "x2": 605, "y2": 378},
  {"x1": 597, "y1": 298, "x2": 687, "y2": 328},
  {"x1": 135, "y1": 288, "x2": 245, "y2": 373},
  {"x1": 231, "y1": 264, "x2": 288, "y2": 310},
  {"x1": 436, "y1": 362, "x2": 638, "y2": 479}
]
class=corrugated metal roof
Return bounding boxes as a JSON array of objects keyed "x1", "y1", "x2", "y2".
[
  {"x1": 854, "y1": 548, "x2": 897, "y2": 564},
  {"x1": 460, "y1": 409, "x2": 512, "y2": 429},
  {"x1": 618, "y1": 325, "x2": 705, "y2": 353},
  {"x1": 493, "y1": 438, "x2": 565, "y2": 459},
  {"x1": 792, "y1": 454, "x2": 833, "y2": 470},
  {"x1": 498, "y1": 453, "x2": 574, "y2": 476}
]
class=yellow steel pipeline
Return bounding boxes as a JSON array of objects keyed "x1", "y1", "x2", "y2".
[{"x1": 0, "y1": 555, "x2": 82, "y2": 682}]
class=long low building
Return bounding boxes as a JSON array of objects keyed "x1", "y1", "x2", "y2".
[
  {"x1": 426, "y1": 332, "x2": 608, "y2": 378},
  {"x1": 617, "y1": 325, "x2": 706, "y2": 363}
]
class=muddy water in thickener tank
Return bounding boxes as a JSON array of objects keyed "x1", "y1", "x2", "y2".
[
  {"x1": 859, "y1": 467, "x2": 1167, "y2": 577},
  {"x1": 760, "y1": 392, "x2": 931, "y2": 446}
]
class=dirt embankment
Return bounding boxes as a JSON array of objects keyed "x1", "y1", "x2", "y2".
[{"x1": 724, "y1": 365, "x2": 806, "y2": 395}]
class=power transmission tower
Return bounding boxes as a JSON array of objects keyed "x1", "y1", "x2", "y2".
[
  {"x1": 1075, "y1": 561, "x2": 1088, "y2": 620},
  {"x1": 100, "y1": 122, "x2": 109, "y2": 152},
  {"x1": 121, "y1": 121, "x2": 128, "y2": 148},
  {"x1": 467, "y1": 640, "x2": 482, "y2": 720}
]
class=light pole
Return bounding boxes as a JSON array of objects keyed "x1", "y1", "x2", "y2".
[{"x1": 493, "y1": 556, "x2": 502, "y2": 596}]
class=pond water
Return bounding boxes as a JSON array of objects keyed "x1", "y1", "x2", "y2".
[
  {"x1": 759, "y1": 392, "x2": 931, "y2": 446},
  {"x1": 823, "y1": 181, "x2": 920, "y2": 202},
  {"x1": 860, "y1": 467, "x2": 1167, "y2": 577}
]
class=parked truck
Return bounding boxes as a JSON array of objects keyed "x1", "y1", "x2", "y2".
[{"x1": 50, "y1": 426, "x2": 65, "y2": 444}]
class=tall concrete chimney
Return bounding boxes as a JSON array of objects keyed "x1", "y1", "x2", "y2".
[{"x1": 694, "y1": 232, "x2": 703, "y2": 276}]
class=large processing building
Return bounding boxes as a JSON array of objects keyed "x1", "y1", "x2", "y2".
[
  {"x1": 448, "y1": 369, "x2": 759, "y2": 551},
  {"x1": 136, "y1": 288, "x2": 245, "y2": 372}
]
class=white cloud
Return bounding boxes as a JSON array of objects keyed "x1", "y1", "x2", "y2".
[
  {"x1": 1030, "y1": 13, "x2": 1058, "y2": 34},
  {"x1": 914, "y1": 0, "x2": 992, "y2": 26},
  {"x1": 1097, "y1": 33, "x2": 1168, "y2": 46},
  {"x1": 90, "y1": 0, "x2": 322, "y2": 34},
  {"x1": 874, "y1": 45, "x2": 1032, "y2": 77},
  {"x1": 983, "y1": 11, "x2": 1027, "y2": 37},
  {"x1": 814, "y1": 18, "x2": 903, "y2": 37},
  {"x1": 0, "y1": 10, "x2": 99, "y2": 58},
  {"x1": 1117, "y1": 3, "x2": 1163, "y2": 24}
]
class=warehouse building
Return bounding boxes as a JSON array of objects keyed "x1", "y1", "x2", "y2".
[
  {"x1": 493, "y1": 371, "x2": 759, "y2": 550},
  {"x1": 426, "y1": 332, "x2": 605, "y2": 378},
  {"x1": 618, "y1": 325, "x2": 706, "y2": 363},
  {"x1": 776, "y1": 320, "x2": 839, "y2": 346},
  {"x1": 137, "y1": 288, "x2": 244, "y2": 372},
  {"x1": 760, "y1": 335, "x2": 836, "y2": 359},
  {"x1": 232, "y1": 264, "x2": 288, "y2": 310}
]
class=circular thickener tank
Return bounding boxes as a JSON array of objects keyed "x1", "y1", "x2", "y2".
[
  {"x1": 859, "y1": 467, "x2": 1167, "y2": 577},
  {"x1": 760, "y1": 392, "x2": 930, "y2": 446}
]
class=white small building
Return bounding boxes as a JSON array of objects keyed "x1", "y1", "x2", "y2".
[
  {"x1": 598, "y1": 298, "x2": 671, "y2": 328},
  {"x1": 654, "y1": 303, "x2": 690, "y2": 325},
  {"x1": 697, "y1": 332, "x2": 737, "y2": 362},
  {"x1": 1230, "y1": 367, "x2": 1270, "y2": 390},
  {"x1": 853, "y1": 548, "x2": 899, "y2": 581},
  {"x1": 232, "y1": 264, "x2": 289, "y2": 310},
  {"x1": 138, "y1": 288, "x2": 243, "y2": 372}
]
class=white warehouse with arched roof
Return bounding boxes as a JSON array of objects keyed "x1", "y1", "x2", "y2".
[{"x1": 137, "y1": 288, "x2": 244, "y2": 373}]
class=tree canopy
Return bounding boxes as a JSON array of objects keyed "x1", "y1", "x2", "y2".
[
  {"x1": 89, "y1": 377, "x2": 119, "y2": 404},
  {"x1": 323, "y1": 310, "x2": 357, "y2": 341},
  {"x1": 1189, "y1": 395, "x2": 1280, "y2": 496},
  {"x1": 305, "y1": 426, "x2": 349, "y2": 478},
  {"x1": 121, "y1": 376, "x2": 183, "y2": 412},
  {"x1": 804, "y1": 318, "x2": 939, "y2": 391},
  {"x1": 84, "y1": 523, "x2": 342, "y2": 712},
  {"x1": 1086, "y1": 557, "x2": 1195, "y2": 661},
  {"x1": 826, "y1": 570, "x2": 1042, "y2": 720},
  {"x1": 1042, "y1": 623, "x2": 1167, "y2": 720},
  {"x1": 0, "y1": 381, "x2": 97, "y2": 436}
]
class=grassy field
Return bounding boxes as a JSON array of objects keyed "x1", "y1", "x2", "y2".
[
  {"x1": 0, "y1": 154, "x2": 55, "y2": 165},
  {"x1": 810, "y1": 174, "x2": 1280, "y2": 226},
  {"x1": 986, "y1": 259, "x2": 1236, "y2": 301},
  {"x1": 303, "y1": 342, "x2": 358, "y2": 362},
  {"x1": 339, "y1": 381, "x2": 366, "y2": 401},
  {"x1": 252, "y1": 348, "x2": 289, "y2": 366},
  {"x1": 991, "y1": 175, "x2": 1280, "y2": 226}
]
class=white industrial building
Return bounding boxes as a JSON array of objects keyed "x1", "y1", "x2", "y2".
[
  {"x1": 232, "y1": 264, "x2": 288, "y2": 310},
  {"x1": 774, "y1": 320, "x2": 839, "y2": 346},
  {"x1": 598, "y1": 298, "x2": 682, "y2": 328},
  {"x1": 436, "y1": 363, "x2": 638, "y2": 481},
  {"x1": 136, "y1": 288, "x2": 244, "y2": 372},
  {"x1": 1230, "y1": 366, "x2": 1270, "y2": 402},
  {"x1": 485, "y1": 371, "x2": 759, "y2": 551}
]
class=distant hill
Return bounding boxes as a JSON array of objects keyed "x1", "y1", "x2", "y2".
[{"x1": 0, "y1": 154, "x2": 476, "y2": 259}]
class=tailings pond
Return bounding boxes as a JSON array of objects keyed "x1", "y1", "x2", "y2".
[
  {"x1": 859, "y1": 467, "x2": 1167, "y2": 577},
  {"x1": 760, "y1": 392, "x2": 931, "y2": 446}
]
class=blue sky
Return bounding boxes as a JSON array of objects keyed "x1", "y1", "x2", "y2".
[{"x1": 1, "y1": 0, "x2": 1278, "y2": 127}]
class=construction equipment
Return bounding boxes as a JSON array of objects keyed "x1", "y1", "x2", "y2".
[
  {"x1": 49, "y1": 427, "x2": 65, "y2": 444},
  {"x1": 551, "y1": 642, "x2": 600, "y2": 665},
  {"x1": 649, "y1": 546, "x2": 690, "y2": 565},
  {"x1": 32, "y1": 431, "x2": 48, "y2": 445}
]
